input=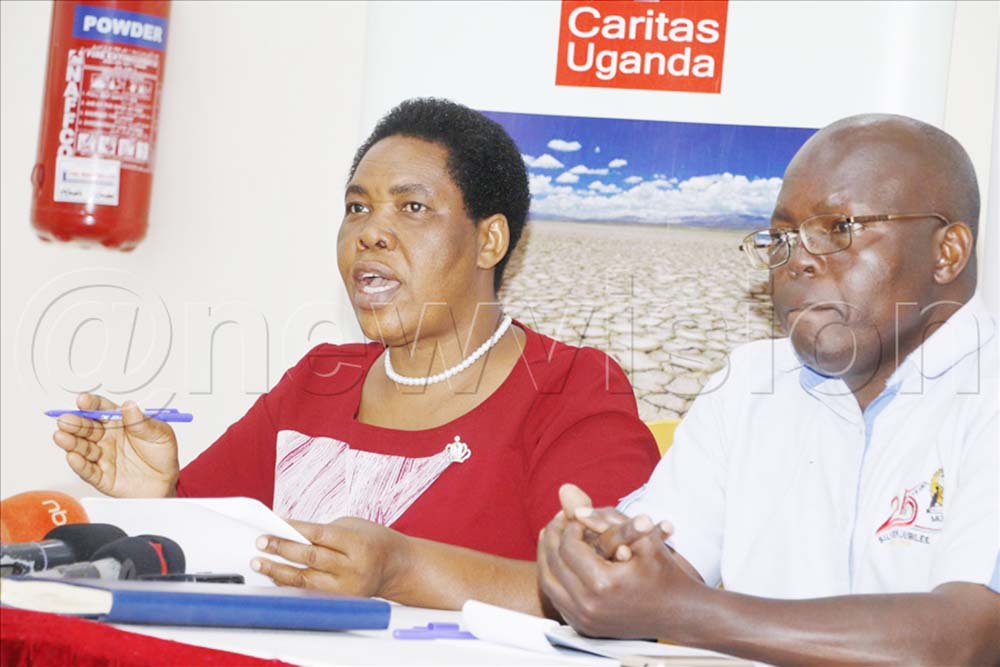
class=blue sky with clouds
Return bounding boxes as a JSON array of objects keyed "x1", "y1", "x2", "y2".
[{"x1": 482, "y1": 110, "x2": 816, "y2": 225}]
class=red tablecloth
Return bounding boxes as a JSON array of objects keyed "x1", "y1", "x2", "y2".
[{"x1": 1, "y1": 608, "x2": 296, "y2": 667}]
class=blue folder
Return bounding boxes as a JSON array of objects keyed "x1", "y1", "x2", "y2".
[{"x1": 5, "y1": 578, "x2": 391, "y2": 631}]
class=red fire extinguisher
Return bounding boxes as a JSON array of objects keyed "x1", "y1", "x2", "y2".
[{"x1": 31, "y1": 0, "x2": 170, "y2": 250}]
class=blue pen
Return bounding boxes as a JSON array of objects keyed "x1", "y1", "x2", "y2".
[
  {"x1": 45, "y1": 408, "x2": 194, "y2": 423},
  {"x1": 393, "y1": 622, "x2": 476, "y2": 640}
]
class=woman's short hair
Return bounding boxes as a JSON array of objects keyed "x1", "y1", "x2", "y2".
[{"x1": 349, "y1": 98, "x2": 530, "y2": 291}]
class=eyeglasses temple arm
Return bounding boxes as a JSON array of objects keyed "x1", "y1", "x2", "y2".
[{"x1": 852, "y1": 213, "x2": 952, "y2": 225}]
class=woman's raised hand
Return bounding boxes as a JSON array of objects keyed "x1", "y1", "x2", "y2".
[{"x1": 52, "y1": 393, "x2": 180, "y2": 498}]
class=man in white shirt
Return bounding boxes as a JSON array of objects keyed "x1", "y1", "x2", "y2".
[{"x1": 538, "y1": 114, "x2": 999, "y2": 666}]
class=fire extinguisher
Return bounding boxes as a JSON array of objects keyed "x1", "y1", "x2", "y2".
[{"x1": 31, "y1": 0, "x2": 170, "y2": 250}]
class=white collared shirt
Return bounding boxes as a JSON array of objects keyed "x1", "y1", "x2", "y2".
[{"x1": 621, "y1": 296, "x2": 999, "y2": 598}]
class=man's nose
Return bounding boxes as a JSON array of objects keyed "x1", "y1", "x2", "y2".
[{"x1": 782, "y1": 234, "x2": 822, "y2": 277}]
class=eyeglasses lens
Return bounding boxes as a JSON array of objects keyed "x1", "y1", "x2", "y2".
[
  {"x1": 800, "y1": 215, "x2": 853, "y2": 255},
  {"x1": 743, "y1": 229, "x2": 786, "y2": 269}
]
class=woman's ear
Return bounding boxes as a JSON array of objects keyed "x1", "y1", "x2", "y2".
[
  {"x1": 932, "y1": 221, "x2": 974, "y2": 285},
  {"x1": 477, "y1": 214, "x2": 510, "y2": 270}
]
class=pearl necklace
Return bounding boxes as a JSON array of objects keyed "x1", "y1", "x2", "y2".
[{"x1": 384, "y1": 315, "x2": 514, "y2": 386}]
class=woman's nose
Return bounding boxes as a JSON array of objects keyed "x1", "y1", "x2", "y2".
[{"x1": 356, "y1": 215, "x2": 397, "y2": 251}]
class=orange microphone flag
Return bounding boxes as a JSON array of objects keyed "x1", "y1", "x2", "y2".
[{"x1": 0, "y1": 491, "x2": 89, "y2": 543}]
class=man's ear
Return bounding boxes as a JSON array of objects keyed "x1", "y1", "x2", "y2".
[
  {"x1": 933, "y1": 221, "x2": 974, "y2": 285},
  {"x1": 477, "y1": 214, "x2": 510, "y2": 270}
]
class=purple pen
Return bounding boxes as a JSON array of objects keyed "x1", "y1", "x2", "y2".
[
  {"x1": 393, "y1": 622, "x2": 476, "y2": 640},
  {"x1": 45, "y1": 408, "x2": 194, "y2": 423}
]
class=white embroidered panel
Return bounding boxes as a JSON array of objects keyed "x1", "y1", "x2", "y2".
[{"x1": 273, "y1": 429, "x2": 467, "y2": 526}]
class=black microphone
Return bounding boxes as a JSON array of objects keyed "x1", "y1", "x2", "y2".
[
  {"x1": 0, "y1": 524, "x2": 126, "y2": 576},
  {"x1": 34, "y1": 535, "x2": 185, "y2": 580},
  {"x1": 134, "y1": 534, "x2": 186, "y2": 575}
]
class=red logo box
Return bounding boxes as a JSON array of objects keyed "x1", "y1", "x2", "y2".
[{"x1": 556, "y1": 0, "x2": 728, "y2": 94}]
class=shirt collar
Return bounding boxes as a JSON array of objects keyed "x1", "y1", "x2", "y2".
[
  {"x1": 774, "y1": 295, "x2": 995, "y2": 417},
  {"x1": 889, "y1": 294, "x2": 996, "y2": 391},
  {"x1": 774, "y1": 295, "x2": 994, "y2": 378},
  {"x1": 797, "y1": 366, "x2": 859, "y2": 422},
  {"x1": 775, "y1": 338, "x2": 805, "y2": 374},
  {"x1": 772, "y1": 344, "x2": 860, "y2": 422}
]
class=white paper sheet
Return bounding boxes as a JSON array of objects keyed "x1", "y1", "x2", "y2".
[
  {"x1": 545, "y1": 625, "x2": 742, "y2": 661},
  {"x1": 81, "y1": 497, "x2": 309, "y2": 586},
  {"x1": 462, "y1": 600, "x2": 744, "y2": 664},
  {"x1": 462, "y1": 599, "x2": 562, "y2": 655}
]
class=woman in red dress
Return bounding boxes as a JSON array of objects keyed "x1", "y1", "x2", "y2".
[{"x1": 53, "y1": 98, "x2": 659, "y2": 613}]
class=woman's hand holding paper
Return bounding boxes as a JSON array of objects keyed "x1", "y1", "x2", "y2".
[{"x1": 252, "y1": 517, "x2": 409, "y2": 599}]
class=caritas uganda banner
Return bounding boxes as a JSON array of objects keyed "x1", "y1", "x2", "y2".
[
  {"x1": 556, "y1": 0, "x2": 728, "y2": 93},
  {"x1": 358, "y1": 0, "x2": 957, "y2": 422}
]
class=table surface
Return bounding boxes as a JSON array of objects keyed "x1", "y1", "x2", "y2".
[{"x1": 114, "y1": 604, "x2": 620, "y2": 667}]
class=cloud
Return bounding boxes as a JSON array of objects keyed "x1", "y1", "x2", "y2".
[
  {"x1": 624, "y1": 175, "x2": 643, "y2": 184},
  {"x1": 555, "y1": 171, "x2": 580, "y2": 184},
  {"x1": 588, "y1": 181, "x2": 622, "y2": 194},
  {"x1": 521, "y1": 154, "x2": 534, "y2": 164},
  {"x1": 528, "y1": 173, "x2": 574, "y2": 197},
  {"x1": 527, "y1": 153, "x2": 564, "y2": 169},
  {"x1": 547, "y1": 139, "x2": 582, "y2": 152},
  {"x1": 608, "y1": 158, "x2": 628, "y2": 168},
  {"x1": 647, "y1": 176, "x2": 680, "y2": 187},
  {"x1": 569, "y1": 164, "x2": 609, "y2": 175},
  {"x1": 529, "y1": 172, "x2": 783, "y2": 223},
  {"x1": 595, "y1": 146, "x2": 601, "y2": 153}
]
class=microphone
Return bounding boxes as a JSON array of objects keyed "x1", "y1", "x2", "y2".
[
  {"x1": 0, "y1": 523, "x2": 126, "y2": 576},
  {"x1": 135, "y1": 534, "x2": 186, "y2": 575},
  {"x1": 34, "y1": 535, "x2": 186, "y2": 580},
  {"x1": 0, "y1": 491, "x2": 89, "y2": 543}
]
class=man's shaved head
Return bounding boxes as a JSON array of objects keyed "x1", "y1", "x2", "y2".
[
  {"x1": 786, "y1": 113, "x2": 980, "y2": 239},
  {"x1": 770, "y1": 113, "x2": 980, "y2": 404}
]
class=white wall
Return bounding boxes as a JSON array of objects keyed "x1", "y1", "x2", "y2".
[
  {"x1": 985, "y1": 45, "x2": 1000, "y2": 315},
  {"x1": 361, "y1": 1, "x2": 958, "y2": 131},
  {"x1": 1, "y1": 1, "x2": 367, "y2": 497},
  {"x1": 944, "y1": 0, "x2": 1000, "y2": 311}
]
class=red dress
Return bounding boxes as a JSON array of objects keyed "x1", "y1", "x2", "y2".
[{"x1": 177, "y1": 323, "x2": 659, "y2": 560}]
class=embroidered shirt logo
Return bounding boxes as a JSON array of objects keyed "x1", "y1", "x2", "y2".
[{"x1": 876, "y1": 467, "x2": 945, "y2": 544}]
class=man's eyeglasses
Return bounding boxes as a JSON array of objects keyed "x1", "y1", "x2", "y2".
[{"x1": 738, "y1": 213, "x2": 951, "y2": 270}]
